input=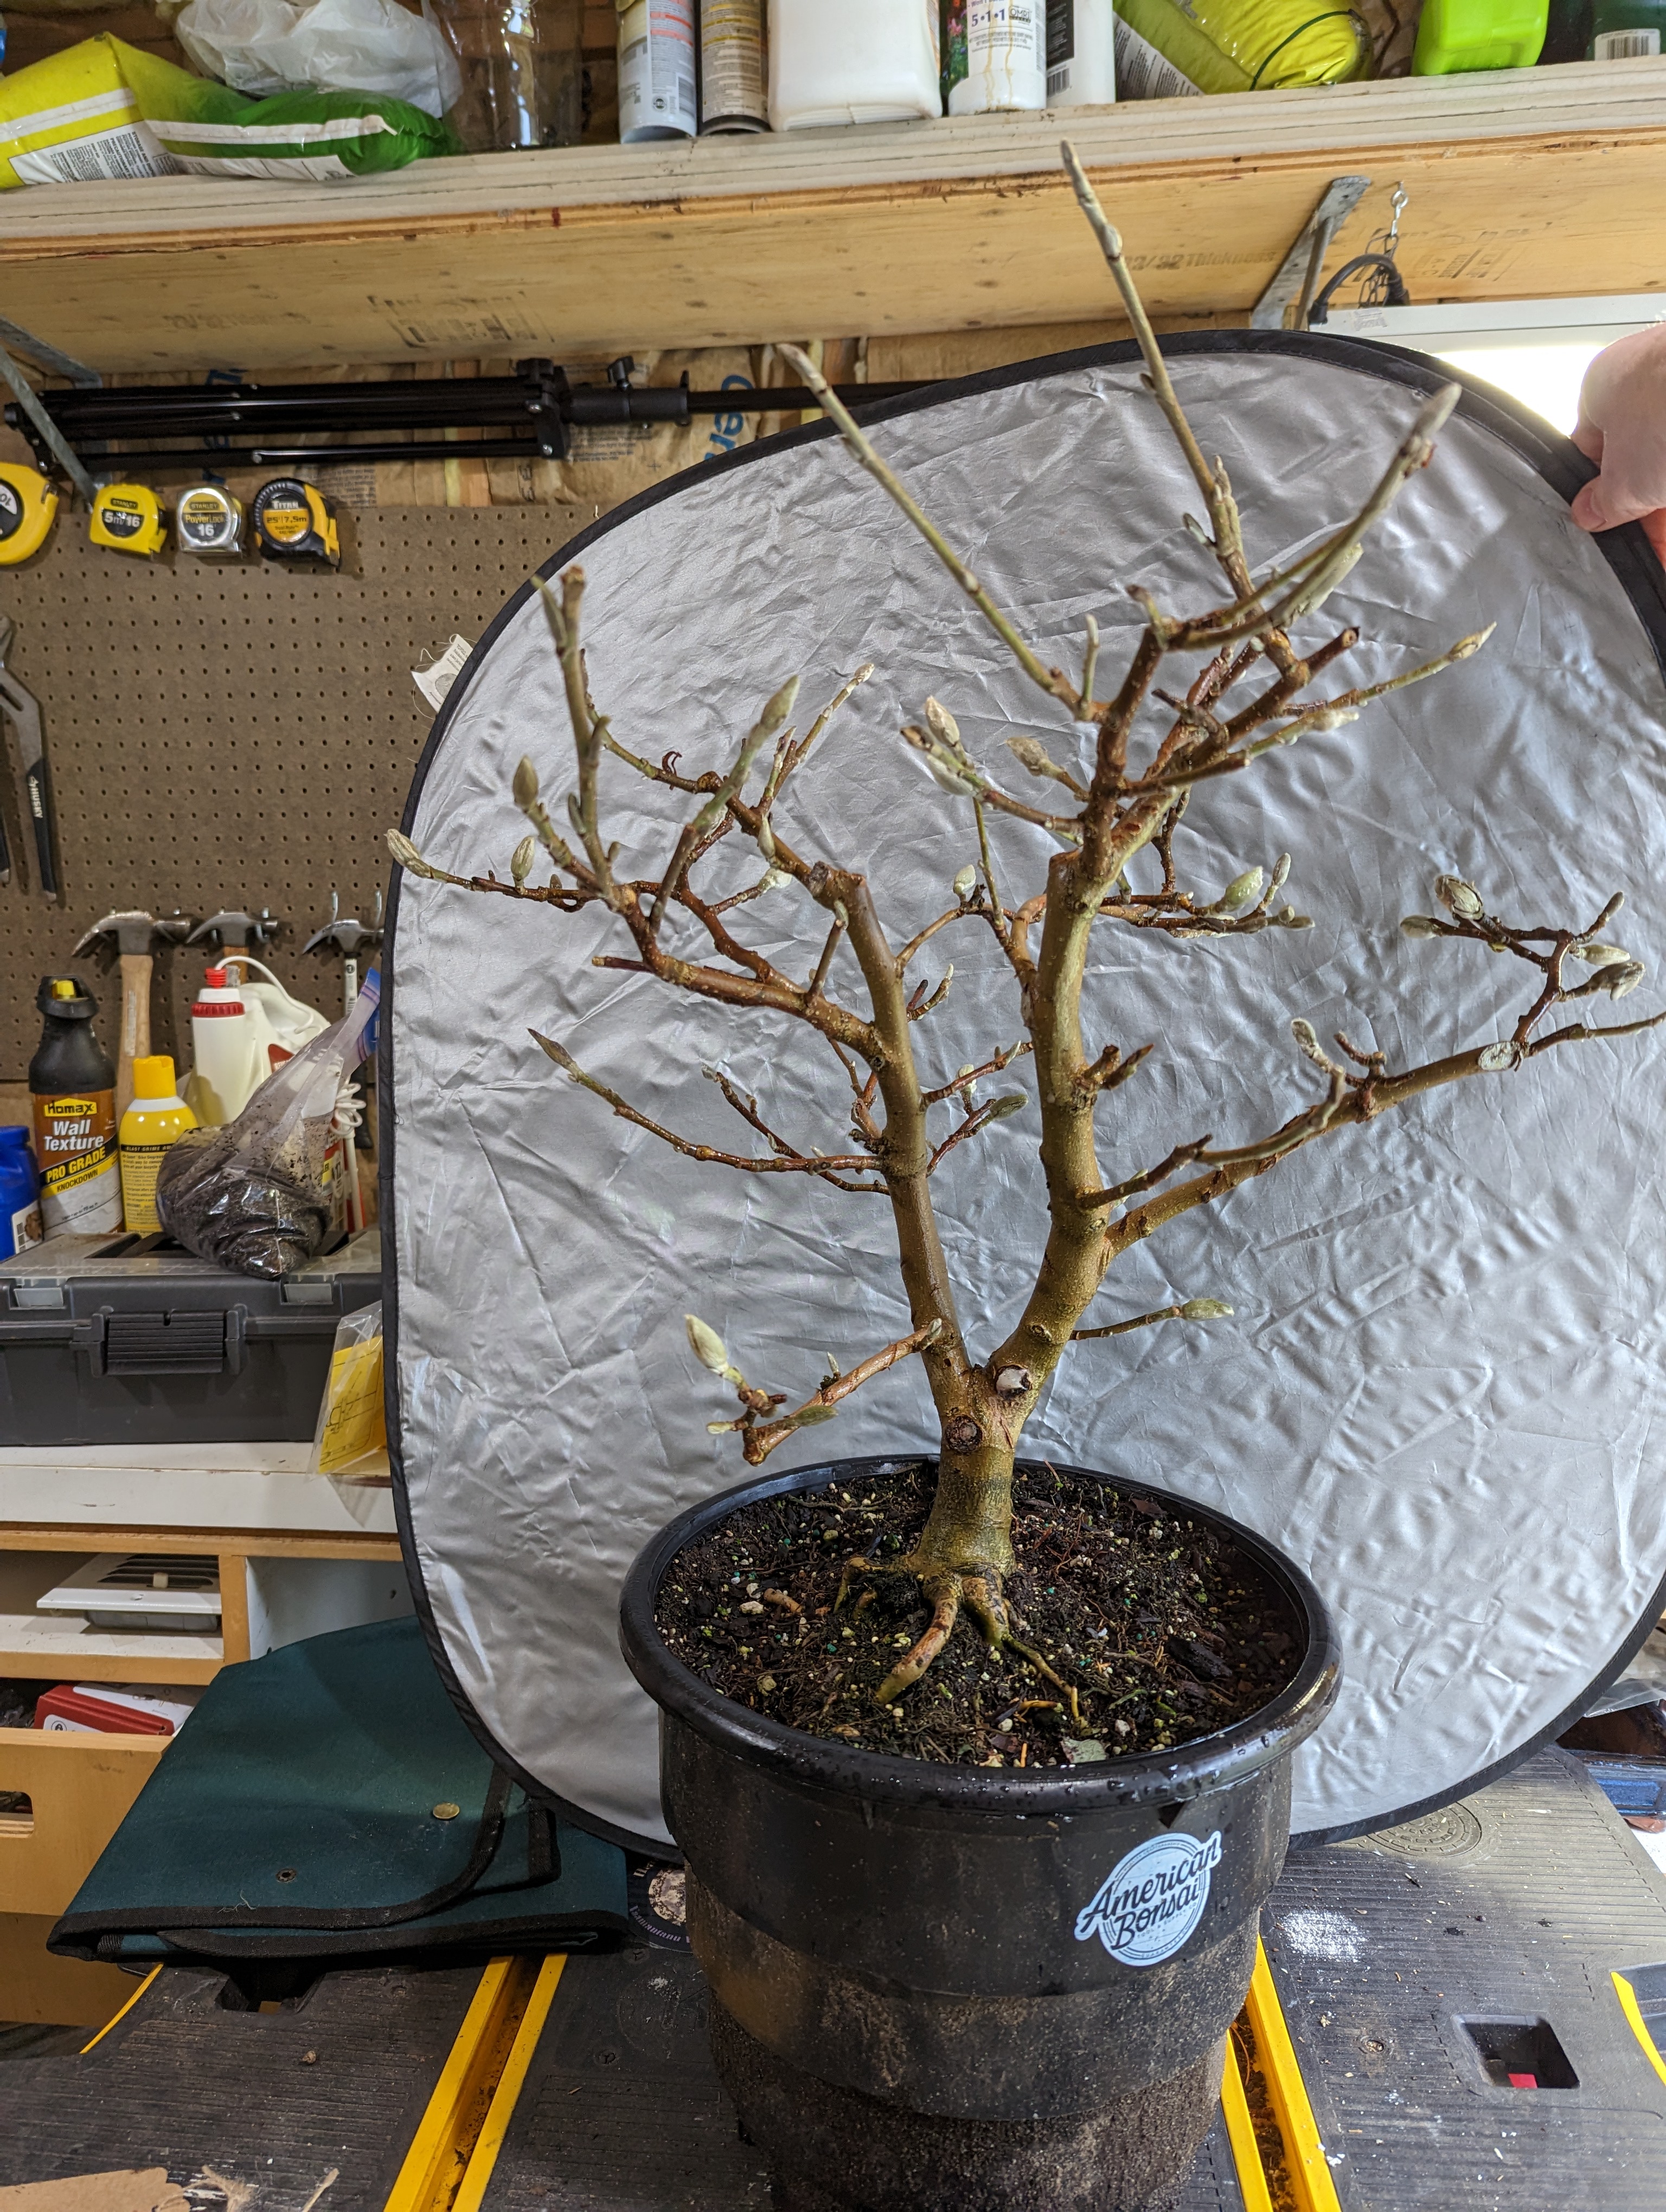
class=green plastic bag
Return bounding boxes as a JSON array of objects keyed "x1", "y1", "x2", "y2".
[
  {"x1": 119, "y1": 36, "x2": 458, "y2": 180},
  {"x1": 1113, "y1": 0, "x2": 1371, "y2": 93}
]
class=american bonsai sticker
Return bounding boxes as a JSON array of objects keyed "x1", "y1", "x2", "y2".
[{"x1": 1075, "y1": 1830, "x2": 1224, "y2": 1966}]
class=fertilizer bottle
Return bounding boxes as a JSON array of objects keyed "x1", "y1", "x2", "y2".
[
  {"x1": 949, "y1": 0, "x2": 1047, "y2": 111},
  {"x1": 1046, "y1": 0, "x2": 1118, "y2": 100},
  {"x1": 29, "y1": 975, "x2": 120, "y2": 1237}
]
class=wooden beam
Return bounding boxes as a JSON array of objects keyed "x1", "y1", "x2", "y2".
[
  {"x1": 0, "y1": 73, "x2": 1659, "y2": 371},
  {"x1": 0, "y1": 1523, "x2": 403, "y2": 1559}
]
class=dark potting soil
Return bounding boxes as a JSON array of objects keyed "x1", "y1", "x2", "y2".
[{"x1": 655, "y1": 1462, "x2": 1301, "y2": 1769}]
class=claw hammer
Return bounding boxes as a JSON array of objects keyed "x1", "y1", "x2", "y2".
[{"x1": 73, "y1": 909, "x2": 195, "y2": 1118}]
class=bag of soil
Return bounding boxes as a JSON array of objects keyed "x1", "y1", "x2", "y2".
[{"x1": 157, "y1": 978, "x2": 377, "y2": 1278}]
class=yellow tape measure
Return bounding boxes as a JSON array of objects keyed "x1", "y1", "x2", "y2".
[
  {"x1": 89, "y1": 482, "x2": 168, "y2": 557},
  {"x1": 252, "y1": 477, "x2": 339, "y2": 565},
  {"x1": 0, "y1": 463, "x2": 58, "y2": 564}
]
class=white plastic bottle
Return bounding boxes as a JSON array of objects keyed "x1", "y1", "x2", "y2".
[
  {"x1": 187, "y1": 960, "x2": 328, "y2": 1126},
  {"x1": 188, "y1": 965, "x2": 260, "y2": 1128},
  {"x1": 618, "y1": 0, "x2": 698, "y2": 141},
  {"x1": 950, "y1": 0, "x2": 1046, "y2": 113},
  {"x1": 1046, "y1": 0, "x2": 1118, "y2": 103},
  {"x1": 768, "y1": 0, "x2": 940, "y2": 130}
]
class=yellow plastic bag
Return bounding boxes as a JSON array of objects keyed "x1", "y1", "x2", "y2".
[
  {"x1": 1113, "y1": 0, "x2": 1370, "y2": 94},
  {"x1": 0, "y1": 36, "x2": 181, "y2": 189},
  {"x1": 310, "y1": 1298, "x2": 388, "y2": 1478}
]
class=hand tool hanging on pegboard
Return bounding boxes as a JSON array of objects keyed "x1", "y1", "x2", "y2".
[
  {"x1": 73, "y1": 910, "x2": 198, "y2": 1119},
  {"x1": 0, "y1": 615, "x2": 61, "y2": 902}
]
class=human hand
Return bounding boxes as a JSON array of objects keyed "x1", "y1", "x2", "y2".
[{"x1": 1570, "y1": 323, "x2": 1666, "y2": 562}]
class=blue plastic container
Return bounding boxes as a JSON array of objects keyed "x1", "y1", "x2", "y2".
[{"x1": 0, "y1": 1126, "x2": 43, "y2": 1257}]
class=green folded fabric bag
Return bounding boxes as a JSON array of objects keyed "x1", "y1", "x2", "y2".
[{"x1": 49, "y1": 1616, "x2": 630, "y2": 1964}]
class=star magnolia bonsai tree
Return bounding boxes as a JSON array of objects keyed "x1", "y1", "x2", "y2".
[{"x1": 390, "y1": 144, "x2": 1661, "y2": 1714}]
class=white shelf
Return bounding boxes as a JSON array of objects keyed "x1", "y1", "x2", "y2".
[
  {"x1": 0, "y1": 1609, "x2": 221, "y2": 1669},
  {"x1": 0, "y1": 1444, "x2": 397, "y2": 1538}
]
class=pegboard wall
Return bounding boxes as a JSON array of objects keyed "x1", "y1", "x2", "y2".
[{"x1": 0, "y1": 506, "x2": 587, "y2": 1081}]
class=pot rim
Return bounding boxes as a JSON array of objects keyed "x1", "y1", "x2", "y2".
[{"x1": 620, "y1": 1453, "x2": 1341, "y2": 1815}]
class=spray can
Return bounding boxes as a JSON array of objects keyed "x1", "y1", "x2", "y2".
[
  {"x1": 949, "y1": 0, "x2": 1047, "y2": 110},
  {"x1": 119, "y1": 1054, "x2": 197, "y2": 1235},
  {"x1": 618, "y1": 0, "x2": 697, "y2": 140},
  {"x1": 701, "y1": 0, "x2": 768, "y2": 131},
  {"x1": 1046, "y1": 0, "x2": 1118, "y2": 100},
  {"x1": 29, "y1": 976, "x2": 120, "y2": 1237}
]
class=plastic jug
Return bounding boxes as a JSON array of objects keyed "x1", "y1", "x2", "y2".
[
  {"x1": 187, "y1": 960, "x2": 328, "y2": 1127},
  {"x1": 768, "y1": 0, "x2": 940, "y2": 127},
  {"x1": 1413, "y1": 0, "x2": 1548, "y2": 70},
  {"x1": 0, "y1": 1126, "x2": 42, "y2": 1257}
]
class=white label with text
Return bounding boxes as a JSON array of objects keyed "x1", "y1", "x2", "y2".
[{"x1": 1074, "y1": 1829, "x2": 1222, "y2": 1965}]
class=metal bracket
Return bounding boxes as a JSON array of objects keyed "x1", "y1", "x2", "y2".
[
  {"x1": 0, "y1": 340, "x2": 97, "y2": 505},
  {"x1": 1250, "y1": 176, "x2": 1372, "y2": 332},
  {"x1": 0, "y1": 314, "x2": 99, "y2": 389}
]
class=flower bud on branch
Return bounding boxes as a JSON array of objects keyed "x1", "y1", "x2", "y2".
[{"x1": 1436, "y1": 874, "x2": 1484, "y2": 919}]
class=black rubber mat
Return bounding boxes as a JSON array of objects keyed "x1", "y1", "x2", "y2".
[
  {"x1": 481, "y1": 1947, "x2": 771, "y2": 2211},
  {"x1": 0, "y1": 1962, "x2": 479, "y2": 2208},
  {"x1": 479, "y1": 1946, "x2": 1246, "y2": 2212},
  {"x1": 1265, "y1": 1747, "x2": 1666, "y2": 2209}
]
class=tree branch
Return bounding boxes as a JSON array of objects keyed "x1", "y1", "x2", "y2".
[
  {"x1": 531, "y1": 1033, "x2": 884, "y2": 1191},
  {"x1": 1072, "y1": 1297, "x2": 1232, "y2": 1342},
  {"x1": 727, "y1": 1320, "x2": 947, "y2": 1465},
  {"x1": 779, "y1": 343, "x2": 1080, "y2": 719}
]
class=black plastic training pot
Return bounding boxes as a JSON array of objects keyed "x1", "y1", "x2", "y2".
[{"x1": 619, "y1": 1454, "x2": 1341, "y2": 2212}]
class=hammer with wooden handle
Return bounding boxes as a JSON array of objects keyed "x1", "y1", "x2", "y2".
[{"x1": 72, "y1": 910, "x2": 172, "y2": 1119}]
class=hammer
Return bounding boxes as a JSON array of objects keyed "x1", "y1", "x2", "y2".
[
  {"x1": 189, "y1": 907, "x2": 281, "y2": 955},
  {"x1": 303, "y1": 889, "x2": 383, "y2": 1017},
  {"x1": 73, "y1": 909, "x2": 196, "y2": 1118}
]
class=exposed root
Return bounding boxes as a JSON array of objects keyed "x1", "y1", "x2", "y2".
[{"x1": 841, "y1": 1553, "x2": 1082, "y2": 1718}]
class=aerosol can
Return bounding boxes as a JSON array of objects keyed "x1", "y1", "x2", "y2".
[{"x1": 186, "y1": 960, "x2": 328, "y2": 1125}]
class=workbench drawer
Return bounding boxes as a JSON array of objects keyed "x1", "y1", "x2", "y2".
[{"x1": 0, "y1": 1724, "x2": 168, "y2": 1917}]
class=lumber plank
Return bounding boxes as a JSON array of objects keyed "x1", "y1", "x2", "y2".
[{"x1": 0, "y1": 73, "x2": 1660, "y2": 370}]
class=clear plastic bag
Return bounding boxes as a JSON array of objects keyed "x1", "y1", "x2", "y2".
[
  {"x1": 175, "y1": 0, "x2": 462, "y2": 115},
  {"x1": 156, "y1": 978, "x2": 378, "y2": 1279},
  {"x1": 310, "y1": 1297, "x2": 388, "y2": 1478}
]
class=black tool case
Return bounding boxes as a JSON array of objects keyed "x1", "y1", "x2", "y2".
[{"x1": 0, "y1": 1229, "x2": 381, "y2": 1445}]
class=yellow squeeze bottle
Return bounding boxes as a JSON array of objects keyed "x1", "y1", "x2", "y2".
[{"x1": 119, "y1": 1053, "x2": 196, "y2": 1233}]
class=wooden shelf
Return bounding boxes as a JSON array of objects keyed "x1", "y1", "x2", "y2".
[
  {"x1": 0, "y1": 67, "x2": 1662, "y2": 371},
  {"x1": 0, "y1": 1442, "x2": 398, "y2": 1540},
  {"x1": 0, "y1": 1613, "x2": 221, "y2": 1684}
]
